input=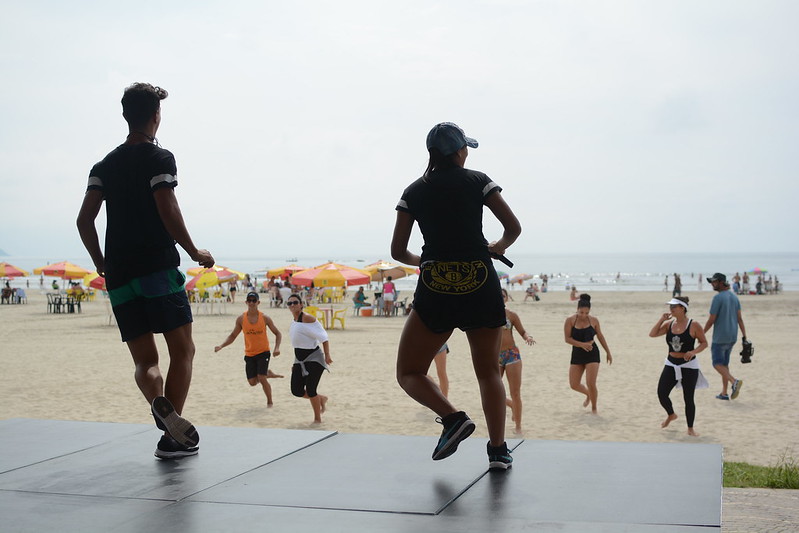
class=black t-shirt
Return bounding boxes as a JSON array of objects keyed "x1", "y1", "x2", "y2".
[
  {"x1": 87, "y1": 143, "x2": 180, "y2": 289},
  {"x1": 396, "y1": 166, "x2": 501, "y2": 261}
]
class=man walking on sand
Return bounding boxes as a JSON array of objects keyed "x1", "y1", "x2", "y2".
[
  {"x1": 215, "y1": 291, "x2": 284, "y2": 406},
  {"x1": 703, "y1": 273, "x2": 747, "y2": 401},
  {"x1": 77, "y1": 82, "x2": 214, "y2": 460}
]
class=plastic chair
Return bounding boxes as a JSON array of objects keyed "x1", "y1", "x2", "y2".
[
  {"x1": 304, "y1": 305, "x2": 328, "y2": 329},
  {"x1": 14, "y1": 288, "x2": 27, "y2": 304},
  {"x1": 331, "y1": 308, "x2": 346, "y2": 329}
]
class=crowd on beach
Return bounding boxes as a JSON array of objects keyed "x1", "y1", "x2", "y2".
[{"x1": 68, "y1": 82, "x2": 758, "y2": 472}]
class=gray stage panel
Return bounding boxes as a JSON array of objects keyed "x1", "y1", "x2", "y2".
[
  {"x1": 189, "y1": 433, "x2": 522, "y2": 514},
  {"x1": 110, "y1": 500, "x2": 717, "y2": 533},
  {"x1": 0, "y1": 418, "x2": 152, "y2": 473},
  {"x1": 0, "y1": 490, "x2": 173, "y2": 533},
  {"x1": 0, "y1": 423, "x2": 335, "y2": 501},
  {"x1": 443, "y1": 439, "x2": 722, "y2": 528}
]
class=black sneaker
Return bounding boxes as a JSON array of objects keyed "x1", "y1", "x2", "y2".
[
  {"x1": 487, "y1": 441, "x2": 513, "y2": 471},
  {"x1": 151, "y1": 396, "x2": 199, "y2": 448},
  {"x1": 154, "y1": 435, "x2": 199, "y2": 460},
  {"x1": 432, "y1": 411, "x2": 475, "y2": 460}
]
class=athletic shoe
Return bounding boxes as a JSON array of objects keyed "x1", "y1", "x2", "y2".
[
  {"x1": 151, "y1": 396, "x2": 200, "y2": 447},
  {"x1": 730, "y1": 379, "x2": 743, "y2": 400},
  {"x1": 432, "y1": 411, "x2": 475, "y2": 461},
  {"x1": 715, "y1": 394, "x2": 730, "y2": 400},
  {"x1": 154, "y1": 435, "x2": 199, "y2": 460},
  {"x1": 487, "y1": 441, "x2": 513, "y2": 471}
]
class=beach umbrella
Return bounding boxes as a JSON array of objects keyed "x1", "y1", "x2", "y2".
[
  {"x1": 185, "y1": 268, "x2": 238, "y2": 291},
  {"x1": 266, "y1": 264, "x2": 308, "y2": 279},
  {"x1": 186, "y1": 265, "x2": 246, "y2": 280},
  {"x1": 291, "y1": 262, "x2": 371, "y2": 288},
  {"x1": 496, "y1": 271, "x2": 509, "y2": 280},
  {"x1": 509, "y1": 273, "x2": 533, "y2": 284},
  {"x1": 0, "y1": 262, "x2": 29, "y2": 278},
  {"x1": 33, "y1": 261, "x2": 91, "y2": 279},
  {"x1": 363, "y1": 260, "x2": 417, "y2": 282},
  {"x1": 83, "y1": 272, "x2": 106, "y2": 290},
  {"x1": 747, "y1": 268, "x2": 768, "y2": 275}
]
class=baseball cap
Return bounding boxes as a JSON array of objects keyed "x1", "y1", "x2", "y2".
[
  {"x1": 706, "y1": 273, "x2": 727, "y2": 283},
  {"x1": 246, "y1": 292, "x2": 259, "y2": 300},
  {"x1": 666, "y1": 298, "x2": 688, "y2": 309},
  {"x1": 426, "y1": 122, "x2": 478, "y2": 156}
]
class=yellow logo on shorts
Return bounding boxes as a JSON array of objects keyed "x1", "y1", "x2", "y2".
[{"x1": 421, "y1": 261, "x2": 488, "y2": 294}]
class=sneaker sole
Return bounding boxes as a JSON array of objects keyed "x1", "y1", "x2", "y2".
[
  {"x1": 151, "y1": 397, "x2": 199, "y2": 447},
  {"x1": 489, "y1": 460, "x2": 512, "y2": 471},
  {"x1": 730, "y1": 380, "x2": 743, "y2": 400},
  {"x1": 154, "y1": 447, "x2": 199, "y2": 460},
  {"x1": 432, "y1": 419, "x2": 476, "y2": 461}
]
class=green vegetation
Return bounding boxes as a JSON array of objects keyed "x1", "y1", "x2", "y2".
[{"x1": 724, "y1": 453, "x2": 799, "y2": 488}]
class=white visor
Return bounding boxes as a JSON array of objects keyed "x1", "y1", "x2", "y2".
[{"x1": 666, "y1": 298, "x2": 688, "y2": 309}]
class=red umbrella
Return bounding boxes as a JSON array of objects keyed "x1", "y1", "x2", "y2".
[
  {"x1": 291, "y1": 262, "x2": 371, "y2": 288},
  {"x1": 33, "y1": 261, "x2": 91, "y2": 279},
  {"x1": 83, "y1": 272, "x2": 107, "y2": 290},
  {"x1": 0, "y1": 262, "x2": 29, "y2": 278}
]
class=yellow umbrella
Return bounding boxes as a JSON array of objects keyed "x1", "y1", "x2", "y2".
[
  {"x1": 0, "y1": 262, "x2": 29, "y2": 278},
  {"x1": 186, "y1": 265, "x2": 245, "y2": 280},
  {"x1": 266, "y1": 264, "x2": 308, "y2": 279},
  {"x1": 33, "y1": 261, "x2": 91, "y2": 279},
  {"x1": 291, "y1": 262, "x2": 371, "y2": 288},
  {"x1": 364, "y1": 260, "x2": 417, "y2": 282},
  {"x1": 185, "y1": 268, "x2": 238, "y2": 290}
]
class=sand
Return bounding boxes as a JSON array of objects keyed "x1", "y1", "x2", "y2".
[{"x1": 1, "y1": 288, "x2": 795, "y2": 466}]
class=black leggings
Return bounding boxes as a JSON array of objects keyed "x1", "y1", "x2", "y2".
[
  {"x1": 657, "y1": 365, "x2": 699, "y2": 428},
  {"x1": 291, "y1": 359, "x2": 326, "y2": 398}
]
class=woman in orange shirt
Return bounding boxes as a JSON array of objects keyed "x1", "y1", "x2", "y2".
[{"x1": 215, "y1": 292, "x2": 283, "y2": 406}]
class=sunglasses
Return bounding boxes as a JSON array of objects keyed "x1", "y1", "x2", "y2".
[
  {"x1": 286, "y1": 301, "x2": 301, "y2": 306},
  {"x1": 246, "y1": 299, "x2": 258, "y2": 303}
]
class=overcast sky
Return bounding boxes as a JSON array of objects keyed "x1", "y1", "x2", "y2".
[{"x1": 1, "y1": 1, "x2": 797, "y2": 262}]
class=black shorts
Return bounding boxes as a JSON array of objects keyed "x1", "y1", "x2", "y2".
[
  {"x1": 570, "y1": 347, "x2": 600, "y2": 365},
  {"x1": 244, "y1": 351, "x2": 271, "y2": 379},
  {"x1": 413, "y1": 259, "x2": 505, "y2": 334},
  {"x1": 108, "y1": 269, "x2": 192, "y2": 342}
]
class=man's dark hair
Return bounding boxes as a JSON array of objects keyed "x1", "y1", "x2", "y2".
[{"x1": 121, "y1": 83, "x2": 168, "y2": 128}]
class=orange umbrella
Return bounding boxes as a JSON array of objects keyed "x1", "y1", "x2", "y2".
[
  {"x1": 291, "y1": 262, "x2": 371, "y2": 288},
  {"x1": 0, "y1": 262, "x2": 29, "y2": 278},
  {"x1": 33, "y1": 261, "x2": 91, "y2": 279}
]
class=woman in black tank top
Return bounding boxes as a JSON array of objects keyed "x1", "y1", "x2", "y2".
[
  {"x1": 649, "y1": 297, "x2": 708, "y2": 436},
  {"x1": 563, "y1": 294, "x2": 612, "y2": 414}
]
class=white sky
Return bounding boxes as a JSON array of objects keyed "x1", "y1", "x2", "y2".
[{"x1": 1, "y1": 1, "x2": 797, "y2": 260}]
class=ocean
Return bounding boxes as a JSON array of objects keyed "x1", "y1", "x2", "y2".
[{"x1": 4, "y1": 251, "x2": 797, "y2": 292}]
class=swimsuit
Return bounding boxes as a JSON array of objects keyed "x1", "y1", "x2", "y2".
[
  {"x1": 570, "y1": 321, "x2": 600, "y2": 365},
  {"x1": 499, "y1": 345, "x2": 521, "y2": 366}
]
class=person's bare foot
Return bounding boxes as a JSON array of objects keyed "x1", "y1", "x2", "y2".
[
  {"x1": 312, "y1": 418, "x2": 322, "y2": 424},
  {"x1": 590, "y1": 409, "x2": 598, "y2": 415},
  {"x1": 661, "y1": 414, "x2": 678, "y2": 428},
  {"x1": 320, "y1": 395, "x2": 328, "y2": 413},
  {"x1": 687, "y1": 428, "x2": 699, "y2": 437},
  {"x1": 267, "y1": 402, "x2": 274, "y2": 408},
  {"x1": 583, "y1": 396, "x2": 590, "y2": 408},
  {"x1": 514, "y1": 426, "x2": 523, "y2": 436}
]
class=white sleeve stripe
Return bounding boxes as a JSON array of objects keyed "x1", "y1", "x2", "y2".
[
  {"x1": 150, "y1": 173, "x2": 176, "y2": 188},
  {"x1": 87, "y1": 176, "x2": 103, "y2": 188},
  {"x1": 482, "y1": 181, "x2": 499, "y2": 196},
  {"x1": 397, "y1": 199, "x2": 408, "y2": 209}
]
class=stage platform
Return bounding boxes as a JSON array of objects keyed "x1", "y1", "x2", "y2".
[{"x1": 0, "y1": 418, "x2": 721, "y2": 532}]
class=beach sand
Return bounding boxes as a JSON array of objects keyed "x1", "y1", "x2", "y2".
[{"x1": 1, "y1": 289, "x2": 795, "y2": 466}]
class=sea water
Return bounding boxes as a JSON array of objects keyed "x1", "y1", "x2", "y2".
[{"x1": 5, "y1": 251, "x2": 797, "y2": 292}]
